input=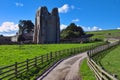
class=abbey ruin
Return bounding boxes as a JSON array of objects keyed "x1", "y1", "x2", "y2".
[{"x1": 33, "y1": 6, "x2": 60, "y2": 44}]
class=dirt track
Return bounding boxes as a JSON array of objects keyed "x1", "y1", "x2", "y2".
[{"x1": 37, "y1": 52, "x2": 87, "y2": 80}]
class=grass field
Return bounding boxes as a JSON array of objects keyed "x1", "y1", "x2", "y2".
[
  {"x1": 80, "y1": 59, "x2": 96, "y2": 80},
  {"x1": 100, "y1": 45, "x2": 120, "y2": 79},
  {"x1": 93, "y1": 45, "x2": 120, "y2": 79},
  {"x1": 86, "y1": 29, "x2": 120, "y2": 40},
  {"x1": 0, "y1": 42, "x2": 103, "y2": 67}
]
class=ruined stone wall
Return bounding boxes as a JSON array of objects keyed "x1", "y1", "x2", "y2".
[{"x1": 33, "y1": 6, "x2": 60, "y2": 44}]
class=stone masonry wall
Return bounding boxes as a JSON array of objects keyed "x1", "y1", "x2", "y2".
[{"x1": 33, "y1": 6, "x2": 60, "y2": 44}]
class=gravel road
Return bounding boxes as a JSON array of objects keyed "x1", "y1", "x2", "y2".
[{"x1": 37, "y1": 52, "x2": 87, "y2": 80}]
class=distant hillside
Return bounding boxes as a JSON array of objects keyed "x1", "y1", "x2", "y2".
[{"x1": 86, "y1": 29, "x2": 120, "y2": 40}]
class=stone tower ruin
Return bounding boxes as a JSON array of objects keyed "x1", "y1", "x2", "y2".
[{"x1": 33, "y1": 6, "x2": 60, "y2": 44}]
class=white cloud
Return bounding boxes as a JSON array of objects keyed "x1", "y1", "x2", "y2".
[
  {"x1": 81, "y1": 25, "x2": 102, "y2": 31},
  {"x1": 72, "y1": 19, "x2": 79, "y2": 22},
  {"x1": 0, "y1": 22, "x2": 18, "y2": 36},
  {"x1": 71, "y1": 5, "x2": 80, "y2": 10},
  {"x1": 91, "y1": 26, "x2": 102, "y2": 31},
  {"x1": 15, "y1": 2, "x2": 24, "y2": 7},
  {"x1": 1, "y1": 33, "x2": 16, "y2": 36},
  {"x1": 58, "y1": 4, "x2": 77, "y2": 13},
  {"x1": 117, "y1": 27, "x2": 120, "y2": 29},
  {"x1": 82, "y1": 26, "x2": 91, "y2": 31},
  {"x1": 58, "y1": 4, "x2": 69, "y2": 13},
  {"x1": 60, "y1": 24, "x2": 67, "y2": 30}
]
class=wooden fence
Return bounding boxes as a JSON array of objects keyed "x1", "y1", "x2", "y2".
[
  {"x1": 87, "y1": 41, "x2": 119, "y2": 80},
  {"x1": 0, "y1": 43, "x2": 105, "y2": 80}
]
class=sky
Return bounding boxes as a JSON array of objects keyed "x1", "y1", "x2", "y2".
[{"x1": 0, "y1": 0, "x2": 120, "y2": 36}]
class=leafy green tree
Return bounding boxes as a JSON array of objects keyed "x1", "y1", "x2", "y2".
[
  {"x1": 60, "y1": 23, "x2": 85, "y2": 39},
  {"x1": 18, "y1": 20, "x2": 34, "y2": 44},
  {"x1": 18, "y1": 20, "x2": 34, "y2": 35}
]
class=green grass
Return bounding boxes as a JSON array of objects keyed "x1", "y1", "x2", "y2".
[
  {"x1": 100, "y1": 45, "x2": 120, "y2": 79},
  {"x1": 0, "y1": 42, "x2": 103, "y2": 66},
  {"x1": 92, "y1": 45, "x2": 120, "y2": 79},
  {"x1": 80, "y1": 59, "x2": 96, "y2": 80},
  {"x1": 86, "y1": 29, "x2": 120, "y2": 40}
]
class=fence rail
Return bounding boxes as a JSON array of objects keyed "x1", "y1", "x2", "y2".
[
  {"x1": 87, "y1": 41, "x2": 119, "y2": 80},
  {"x1": 0, "y1": 43, "x2": 104, "y2": 80}
]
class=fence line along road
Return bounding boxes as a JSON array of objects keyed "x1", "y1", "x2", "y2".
[
  {"x1": 87, "y1": 41, "x2": 119, "y2": 80},
  {"x1": 0, "y1": 43, "x2": 104, "y2": 80}
]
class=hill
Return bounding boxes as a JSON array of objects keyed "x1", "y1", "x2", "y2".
[{"x1": 86, "y1": 29, "x2": 120, "y2": 40}]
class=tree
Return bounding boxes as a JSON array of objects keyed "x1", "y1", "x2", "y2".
[
  {"x1": 60, "y1": 23, "x2": 85, "y2": 39},
  {"x1": 0, "y1": 35, "x2": 3, "y2": 37},
  {"x1": 18, "y1": 34, "x2": 25, "y2": 43},
  {"x1": 18, "y1": 20, "x2": 34, "y2": 45},
  {"x1": 18, "y1": 20, "x2": 34, "y2": 35}
]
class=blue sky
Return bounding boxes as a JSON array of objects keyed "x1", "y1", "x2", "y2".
[{"x1": 0, "y1": 0, "x2": 120, "y2": 36}]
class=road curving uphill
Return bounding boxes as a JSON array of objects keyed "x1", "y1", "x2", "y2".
[{"x1": 37, "y1": 52, "x2": 87, "y2": 80}]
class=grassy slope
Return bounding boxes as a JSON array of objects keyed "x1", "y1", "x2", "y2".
[
  {"x1": 86, "y1": 29, "x2": 120, "y2": 39},
  {"x1": 0, "y1": 42, "x2": 102, "y2": 66},
  {"x1": 100, "y1": 45, "x2": 120, "y2": 79},
  {"x1": 80, "y1": 59, "x2": 96, "y2": 80}
]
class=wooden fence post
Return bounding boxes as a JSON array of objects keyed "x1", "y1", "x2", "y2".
[
  {"x1": 71, "y1": 48, "x2": 72, "y2": 54},
  {"x1": 70, "y1": 49, "x2": 72, "y2": 54},
  {"x1": 62, "y1": 50, "x2": 64, "y2": 57},
  {"x1": 46, "y1": 53, "x2": 48, "y2": 61},
  {"x1": 67, "y1": 49, "x2": 68, "y2": 54},
  {"x1": 90, "y1": 50, "x2": 92, "y2": 57},
  {"x1": 65, "y1": 49, "x2": 67, "y2": 56},
  {"x1": 58, "y1": 51, "x2": 60, "y2": 59},
  {"x1": 68, "y1": 49, "x2": 70, "y2": 55},
  {"x1": 65, "y1": 49, "x2": 68, "y2": 57},
  {"x1": 15, "y1": 62, "x2": 18, "y2": 78},
  {"x1": 74, "y1": 48, "x2": 75, "y2": 54},
  {"x1": 55, "y1": 52, "x2": 56, "y2": 60},
  {"x1": 63, "y1": 50, "x2": 65, "y2": 55},
  {"x1": 75, "y1": 48, "x2": 77, "y2": 54},
  {"x1": 87, "y1": 51, "x2": 89, "y2": 57},
  {"x1": 83, "y1": 46, "x2": 85, "y2": 51},
  {"x1": 77, "y1": 48, "x2": 78, "y2": 53},
  {"x1": 41, "y1": 55, "x2": 43, "y2": 64},
  {"x1": 26, "y1": 59, "x2": 29, "y2": 71},
  {"x1": 74, "y1": 48, "x2": 77, "y2": 54},
  {"x1": 113, "y1": 74, "x2": 118, "y2": 79},
  {"x1": 50, "y1": 52, "x2": 52, "y2": 60},
  {"x1": 35, "y1": 56, "x2": 37, "y2": 67},
  {"x1": 72, "y1": 48, "x2": 74, "y2": 54},
  {"x1": 54, "y1": 51, "x2": 57, "y2": 58},
  {"x1": 76, "y1": 48, "x2": 78, "y2": 53},
  {"x1": 67, "y1": 48, "x2": 68, "y2": 54},
  {"x1": 69, "y1": 49, "x2": 71, "y2": 55},
  {"x1": 57, "y1": 51, "x2": 58, "y2": 58},
  {"x1": 73, "y1": 48, "x2": 74, "y2": 54},
  {"x1": 77, "y1": 47, "x2": 79, "y2": 53},
  {"x1": 81, "y1": 47, "x2": 82, "y2": 52}
]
